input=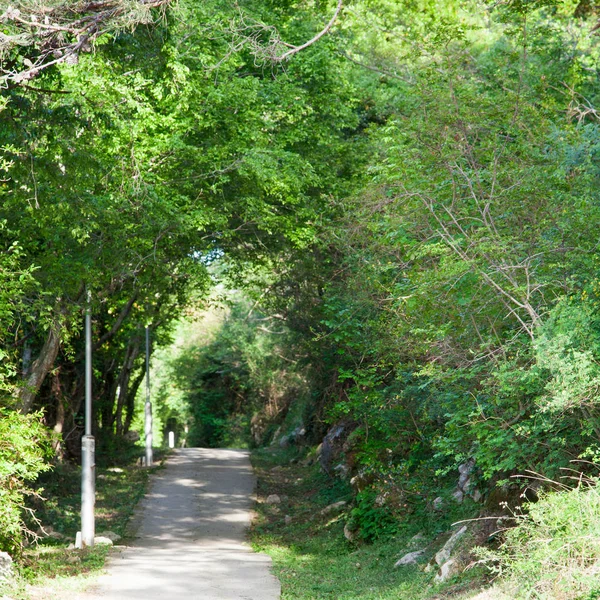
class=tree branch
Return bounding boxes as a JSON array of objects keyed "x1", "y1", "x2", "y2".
[{"x1": 275, "y1": 0, "x2": 343, "y2": 61}]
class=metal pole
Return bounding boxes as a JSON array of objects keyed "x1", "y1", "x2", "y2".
[
  {"x1": 81, "y1": 292, "x2": 95, "y2": 548},
  {"x1": 145, "y1": 325, "x2": 153, "y2": 467}
]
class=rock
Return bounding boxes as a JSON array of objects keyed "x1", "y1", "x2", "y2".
[
  {"x1": 320, "y1": 501, "x2": 347, "y2": 515},
  {"x1": 290, "y1": 426, "x2": 306, "y2": 443},
  {"x1": 93, "y1": 536, "x2": 114, "y2": 546},
  {"x1": 410, "y1": 532, "x2": 426, "y2": 545},
  {"x1": 452, "y1": 489, "x2": 464, "y2": 503},
  {"x1": 319, "y1": 422, "x2": 357, "y2": 474},
  {"x1": 284, "y1": 515, "x2": 293, "y2": 525},
  {"x1": 266, "y1": 494, "x2": 281, "y2": 505},
  {"x1": 48, "y1": 530, "x2": 65, "y2": 540},
  {"x1": 277, "y1": 426, "x2": 307, "y2": 449},
  {"x1": 350, "y1": 469, "x2": 375, "y2": 492},
  {"x1": 434, "y1": 525, "x2": 468, "y2": 566},
  {"x1": 344, "y1": 524, "x2": 356, "y2": 542},
  {"x1": 458, "y1": 459, "x2": 475, "y2": 489},
  {"x1": 0, "y1": 552, "x2": 13, "y2": 581},
  {"x1": 435, "y1": 558, "x2": 462, "y2": 583},
  {"x1": 432, "y1": 497, "x2": 444, "y2": 511},
  {"x1": 455, "y1": 459, "x2": 483, "y2": 502},
  {"x1": 394, "y1": 550, "x2": 425, "y2": 567},
  {"x1": 333, "y1": 463, "x2": 350, "y2": 478},
  {"x1": 98, "y1": 531, "x2": 121, "y2": 543}
]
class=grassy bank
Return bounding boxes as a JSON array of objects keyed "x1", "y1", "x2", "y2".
[
  {"x1": 249, "y1": 447, "x2": 490, "y2": 600},
  {"x1": 1, "y1": 461, "x2": 157, "y2": 600}
]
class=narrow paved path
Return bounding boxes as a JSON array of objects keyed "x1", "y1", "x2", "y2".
[{"x1": 81, "y1": 448, "x2": 280, "y2": 600}]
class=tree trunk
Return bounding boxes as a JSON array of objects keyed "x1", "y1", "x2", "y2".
[
  {"x1": 115, "y1": 339, "x2": 141, "y2": 435},
  {"x1": 51, "y1": 371, "x2": 66, "y2": 461},
  {"x1": 18, "y1": 323, "x2": 61, "y2": 414},
  {"x1": 124, "y1": 368, "x2": 145, "y2": 434}
]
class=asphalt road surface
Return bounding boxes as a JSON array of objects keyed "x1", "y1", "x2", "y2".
[{"x1": 80, "y1": 448, "x2": 280, "y2": 600}]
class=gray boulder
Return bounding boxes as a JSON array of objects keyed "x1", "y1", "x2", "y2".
[
  {"x1": 98, "y1": 530, "x2": 121, "y2": 543},
  {"x1": 394, "y1": 550, "x2": 425, "y2": 567},
  {"x1": 94, "y1": 536, "x2": 114, "y2": 546},
  {"x1": 435, "y1": 558, "x2": 461, "y2": 583},
  {"x1": 435, "y1": 525, "x2": 468, "y2": 566}
]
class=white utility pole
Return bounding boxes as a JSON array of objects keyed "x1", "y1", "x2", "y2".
[
  {"x1": 80, "y1": 292, "x2": 95, "y2": 547},
  {"x1": 145, "y1": 325, "x2": 153, "y2": 467}
]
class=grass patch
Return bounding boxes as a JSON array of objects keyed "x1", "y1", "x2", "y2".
[
  {"x1": 0, "y1": 459, "x2": 159, "y2": 599},
  {"x1": 249, "y1": 447, "x2": 490, "y2": 600}
]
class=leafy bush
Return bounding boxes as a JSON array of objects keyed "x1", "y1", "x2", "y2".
[
  {"x1": 347, "y1": 489, "x2": 399, "y2": 542},
  {"x1": 484, "y1": 480, "x2": 600, "y2": 599},
  {"x1": 0, "y1": 409, "x2": 51, "y2": 555}
]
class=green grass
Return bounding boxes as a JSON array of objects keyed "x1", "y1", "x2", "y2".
[
  {"x1": 0, "y1": 459, "x2": 159, "y2": 599},
  {"x1": 249, "y1": 447, "x2": 489, "y2": 600}
]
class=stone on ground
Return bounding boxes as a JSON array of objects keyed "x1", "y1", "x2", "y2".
[{"x1": 394, "y1": 550, "x2": 425, "y2": 567}]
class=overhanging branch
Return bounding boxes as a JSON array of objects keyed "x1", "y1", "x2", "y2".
[{"x1": 0, "y1": 0, "x2": 172, "y2": 84}]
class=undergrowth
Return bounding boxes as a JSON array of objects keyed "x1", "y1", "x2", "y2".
[
  {"x1": 249, "y1": 446, "x2": 487, "y2": 600},
  {"x1": 0, "y1": 460, "x2": 156, "y2": 600},
  {"x1": 480, "y1": 477, "x2": 600, "y2": 600}
]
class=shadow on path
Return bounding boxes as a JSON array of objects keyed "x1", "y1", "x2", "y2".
[{"x1": 79, "y1": 448, "x2": 280, "y2": 600}]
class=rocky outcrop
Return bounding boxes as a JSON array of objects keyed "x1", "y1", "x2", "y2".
[
  {"x1": 424, "y1": 525, "x2": 469, "y2": 583},
  {"x1": 454, "y1": 459, "x2": 482, "y2": 503},
  {"x1": 434, "y1": 525, "x2": 468, "y2": 566},
  {"x1": 319, "y1": 421, "x2": 358, "y2": 475},
  {"x1": 277, "y1": 426, "x2": 307, "y2": 448}
]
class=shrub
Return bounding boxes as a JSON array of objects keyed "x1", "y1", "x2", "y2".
[
  {"x1": 484, "y1": 479, "x2": 600, "y2": 600},
  {"x1": 0, "y1": 409, "x2": 51, "y2": 555}
]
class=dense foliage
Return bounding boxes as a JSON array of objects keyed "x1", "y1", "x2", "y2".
[{"x1": 4, "y1": 1, "x2": 600, "y2": 595}]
